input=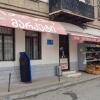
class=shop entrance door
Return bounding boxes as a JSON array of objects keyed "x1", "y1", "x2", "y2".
[{"x1": 59, "y1": 35, "x2": 69, "y2": 71}]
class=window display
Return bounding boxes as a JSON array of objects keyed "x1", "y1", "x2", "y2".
[{"x1": 85, "y1": 43, "x2": 100, "y2": 74}]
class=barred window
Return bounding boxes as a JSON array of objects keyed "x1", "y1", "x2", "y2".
[
  {"x1": 0, "y1": 27, "x2": 15, "y2": 61},
  {"x1": 25, "y1": 31, "x2": 41, "y2": 60}
]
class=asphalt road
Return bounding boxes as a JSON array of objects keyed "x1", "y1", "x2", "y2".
[{"x1": 20, "y1": 78, "x2": 100, "y2": 100}]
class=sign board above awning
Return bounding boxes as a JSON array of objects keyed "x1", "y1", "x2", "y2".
[
  {"x1": 71, "y1": 34, "x2": 100, "y2": 43},
  {"x1": 0, "y1": 10, "x2": 66, "y2": 35}
]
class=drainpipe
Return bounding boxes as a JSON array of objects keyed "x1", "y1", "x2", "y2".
[{"x1": 61, "y1": 0, "x2": 63, "y2": 10}]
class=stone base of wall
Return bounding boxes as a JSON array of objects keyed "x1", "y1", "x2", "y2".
[
  {"x1": 0, "y1": 62, "x2": 79, "y2": 85},
  {"x1": 0, "y1": 66, "x2": 20, "y2": 85},
  {"x1": 70, "y1": 61, "x2": 78, "y2": 71},
  {"x1": 31, "y1": 64, "x2": 59, "y2": 79},
  {"x1": 0, "y1": 64, "x2": 59, "y2": 85}
]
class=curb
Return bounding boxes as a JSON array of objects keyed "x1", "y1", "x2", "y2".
[{"x1": 1, "y1": 76, "x2": 100, "y2": 100}]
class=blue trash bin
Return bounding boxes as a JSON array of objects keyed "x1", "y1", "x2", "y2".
[{"x1": 19, "y1": 52, "x2": 32, "y2": 82}]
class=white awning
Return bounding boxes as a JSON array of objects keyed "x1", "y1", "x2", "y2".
[
  {"x1": 83, "y1": 27, "x2": 100, "y2": 37},
  {"x1": 61, "y1": 22, "x2": 83, "y2": 33}
]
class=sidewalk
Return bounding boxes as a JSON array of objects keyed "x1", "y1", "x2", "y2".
[{"x1": 0, "y1": 72, "x2": 100, "y2": 100}]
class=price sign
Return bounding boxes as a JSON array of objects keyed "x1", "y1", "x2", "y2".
[{"x1": 60, "y1": 58, "x2": 68, "y2": 70}]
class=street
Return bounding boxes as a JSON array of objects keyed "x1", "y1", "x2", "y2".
[{"x1": 20, "y1": 78, "x2": 100, "y2": 100}]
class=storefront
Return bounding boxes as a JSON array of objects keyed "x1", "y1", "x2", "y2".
[
  {"x1": 60, "y1": 22, "x2": 100, "y2": 72},
  {"x1": 0, "y1": 9, "x2": 66, "y2": 84},
  {"x1": 70, "y1": 31, "x2": 100, "y2": 75},
  {"x1": 78, "y1": 42, "x2": 100, "y2": 71}
]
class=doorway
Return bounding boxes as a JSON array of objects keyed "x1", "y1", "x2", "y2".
[{"x1": 59, "y1": 35, "x2": 70, "y2": 71}]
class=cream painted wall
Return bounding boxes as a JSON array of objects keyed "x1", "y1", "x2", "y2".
[
  {"x1": 0, "y1": 29, "x2": 25, "y2": 68},
  {"x1": 0, "y1": 29, "x2": 59, "y2": 68},
  {"x1": 15, "y1": 29, "x2": 25, "y2": 66},
  {"x1": 31, "y1": 33, "x2": 59, "y2": 65},
  {"x1": 69, "y1": 36, "x2": 78, "y2": 62}
]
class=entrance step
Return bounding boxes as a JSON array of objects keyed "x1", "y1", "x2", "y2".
[
  {"x1": 62, "y1": 71, "x2": 82, "y2": 78},
  {"x1": 66, "y1": 73, "x2": 82, "y2": 78},
  {"x1": 62, "y1": 71, "x2": 77, "y2": 75}
]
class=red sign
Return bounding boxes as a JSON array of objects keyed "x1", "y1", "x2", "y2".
[
  {"x1": 0, "y1": 10, "x2": 66, "y2": 35},
  {"x1": 71, "y1": 35, "x2": 100, "y2": 43}
]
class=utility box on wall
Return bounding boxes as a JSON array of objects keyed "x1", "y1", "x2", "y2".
[{"x1": 47, "y1": 39, "x2": 53, "y2": 45}]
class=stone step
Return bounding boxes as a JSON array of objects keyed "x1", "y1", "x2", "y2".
[
  {"x1": 62, "y1": 71, "x2": 77, "y2": 75},
  {"x1": 66, "y1": 73, "x2": 82, "y2": 78}
]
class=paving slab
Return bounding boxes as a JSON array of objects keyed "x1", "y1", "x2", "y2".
[{"x1": 0, "y1": 72, "x2": 100, "y2": 100}]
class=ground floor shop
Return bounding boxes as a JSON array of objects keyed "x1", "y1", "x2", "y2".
[
  {"x1": 0, "y1": 27, "x2": 78, "y2": 84},
  {"x1": 0, "y1": 28, "x2": 79, "y2": 84},
  {"x1": 0, "y1": 31, "x2": 78, "y2": 82},
  {"x1": 0, "y1": 9, "x2": 100, "y2": 85},
  {"x1": 0, "y1": 27, "x2": 100, "y2": 84},
  {"x1": 0, "y1": 9, "x2": 66, "y2": 84},
  {"x1": 59, "y1": 35, "x2": 100, "y2": 72},
  {"x1": 78, "y1": 42, "x2": 100, "y2": 74},
  {"x1": 0, "y1": 27, "x2": 60, "y2": 84}
]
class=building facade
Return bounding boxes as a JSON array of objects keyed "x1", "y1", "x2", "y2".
[
  {"x1": 0, "y1": 0, "x2": 57, "y2": 84},
  {"x1": 49, "y1": 0, "x2": 100, "y2": 73},
  {"x1": 0, "y1": 0, "x2": 100, "y2": 84}
]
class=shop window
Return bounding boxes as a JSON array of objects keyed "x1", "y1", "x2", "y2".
[
  {"x1": 0, "y1": 27, "x2": 15, "y2": 61},
  {"x1": 25, "y1": 31, "x2": 41, "y2": 60}
]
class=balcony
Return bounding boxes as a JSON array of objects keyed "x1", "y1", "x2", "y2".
[{"x1": 49, "y1": 0, "x2": 94, "y2": 24}]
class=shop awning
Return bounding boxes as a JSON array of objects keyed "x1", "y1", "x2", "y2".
[
  {"x1": 60, "y1": 22, "x2": 83, "y2": 33},
  {"x1": 83, "y1": 27, "x2": 100, "y2": 37},
  {"x1": 71, "y1": 33, "x2": 100, "y2": 43},
  {"x1": 0, "y1": 10, "x2": 66, "y2": 35},
  {"x1": 60, "y1": 22, "x2": 100, "y2": 42}
]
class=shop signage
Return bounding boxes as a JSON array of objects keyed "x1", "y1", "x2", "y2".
[
  {"x1": 0, "y1": 10, "x2": 66, "y2": 35},
  {"x1": 72, "y1": 35, "x2": 100, "y2": 43},
  {"x1": 60, "y1": 58, "x2": 68, "y2": 70}
]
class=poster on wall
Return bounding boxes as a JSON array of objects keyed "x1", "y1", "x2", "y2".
[{"x1": 60, "y1": 58, "x2": 68, "y2": 70}]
